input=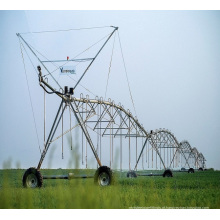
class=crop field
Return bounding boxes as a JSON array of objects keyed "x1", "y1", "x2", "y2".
[{"x1": 0, "y1": 169, "x2": 220, "y2": 209}]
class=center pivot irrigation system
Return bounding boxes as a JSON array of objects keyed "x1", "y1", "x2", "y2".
[{"x1": 17, "y1": 26, "x2": 206, "y2": 188}]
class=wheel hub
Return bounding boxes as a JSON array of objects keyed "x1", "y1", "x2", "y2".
[
  {"x1": 98, "y1": 172, "x2": 110, "y2": 186},
  {"x1": 26, "y1": 174, "x2": 38, "y2": 188}
]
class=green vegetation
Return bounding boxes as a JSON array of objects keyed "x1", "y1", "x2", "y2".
[{"x1": 0, "y1": 169, "x2": 220, "y2": 209}]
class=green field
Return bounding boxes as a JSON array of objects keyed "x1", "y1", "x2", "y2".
[{"x1": 0, "y1": 169, "x2": 220, "y2": 209}]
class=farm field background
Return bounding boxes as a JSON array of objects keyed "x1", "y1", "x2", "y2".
[{"x1": 0, "y1": 169, "x2": 219, "y2": 209}]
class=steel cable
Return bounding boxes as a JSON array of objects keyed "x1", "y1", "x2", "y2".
[
  {"x1": 20, "y1": 26, "x2": 111, "y2": 34},
  {"x1": 117, "y1": 30, "x2": 137, "y2": 118},
  {"x1": 19, "y1": 38, "x2": 42, "y2": 155},
  {"x1": 104, "y1": 32, "x2": 116, "y2": 100}
]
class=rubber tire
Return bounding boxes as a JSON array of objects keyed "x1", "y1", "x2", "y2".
[
  {"x1": 188, "y1": 168, "x2": 195, "y2": 173},
  {"x1": 127, "y1": 170, "x2": 137, "y2": 178},
  {"x1": 163, "y1": 169, "x2": 173, "y2": 177},
  {"x1": 23, "y1": 167, "x2": 43, "y2": 188},
  {"x1": 198, "y1": 167, "x2": 203, "y2": 171},
  {"x1": 94, "y1": 166, "x2": 113, "y2": 186}
]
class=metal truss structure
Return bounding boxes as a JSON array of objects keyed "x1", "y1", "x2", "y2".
[
  {"x1": 198, "y1": 153, "x2": 206, "y2": 170},
  {"x1": 135, "y1": 129, "x2": 206, "y2": 172},
  {"x1": 179, "y1": 140, "x2": 195, "y2": 169},
  {"x1": 17, "y1": 26, "x2": 207, "y2": 187},
  {"x1": 179, "y1": 141, "x2": 206, "y2": 170},
  {"x1": 147, "y1": 129, "x2": 186, "y2": 170},
  {"x1": 36, "y1": 86, "x2": 150, "y2": 172}
]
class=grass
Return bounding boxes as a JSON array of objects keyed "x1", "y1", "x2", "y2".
[{"x1": 0, "y1": 169, "x2": 220, "y2": 209}]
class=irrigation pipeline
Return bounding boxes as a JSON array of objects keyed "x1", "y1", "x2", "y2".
[{"x1": 37, "y1": 68, "x2": 207, "y2": 170}]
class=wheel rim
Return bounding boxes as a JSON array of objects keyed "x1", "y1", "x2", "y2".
[
  {"x1": 26, "y1": 174, "x2": 38, "y2": 188},
  {"x1": 98, "y1": 172, "x2": 110, "y2": 186}
]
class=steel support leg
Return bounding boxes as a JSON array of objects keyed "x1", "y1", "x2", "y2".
[
  {"x1": 37, "y1": 100, "x2": 65, "y2": 169},
  {"x1": 134, "y1": 138, "x2": 148, "y2": 170},
  {"x1": 150, "y1": 138, "x2": 166, "y2": 169},
  {"x1": 169, "y1": 148, "x2": 179, "y2": 168}
]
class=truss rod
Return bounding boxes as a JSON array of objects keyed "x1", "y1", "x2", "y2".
[
  {"x1": 73, "y1": 27, "x2": 118, "y2": 90},
  {"x1": 17, "y1": 33, "x2": 62, "y2": 90},
  {"x1": 41, "y1": 58, "x2": 94, "y2": 63},
  {"x1": 134, "y1": 138, "x2": 148, "y2": 170},
  {"x1": 37, "y1": 100, "x2": 64, "y2": 169}
]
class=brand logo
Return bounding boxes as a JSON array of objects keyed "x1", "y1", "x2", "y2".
[{"x1": 60, "y1": 66, "x2": 76, "y2": 75}]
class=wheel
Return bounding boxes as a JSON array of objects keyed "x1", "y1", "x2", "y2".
[
  {"x1": 94, "y1": 166, "x2": 113, "y2": 186},
  {"x1": 198, "y1": 167, "x2": 203, "y2": 171},
  {"x1": 181, "y1": 167, "x2": 186, "y2": 171},
  {"x1": 22, "y1": 167, "x2": 43, "y2": 188},
  {"x1": 127, "y1": 170, "x2": 137, "y2": 178},
  {"x1": 188, "y1": 168, "x2": 194, "y2": 173},
  {"x1": 163, "y1": 169, "x2": 173, "y2": 177}
]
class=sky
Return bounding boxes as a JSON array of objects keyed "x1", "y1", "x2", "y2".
[{"x1": 0, "y1": 10, "x2": 220, "y2": 170}]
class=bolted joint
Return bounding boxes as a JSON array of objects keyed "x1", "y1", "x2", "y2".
[{"x1": 111, "y1": 26, "x2": 119, "y2": 30}]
